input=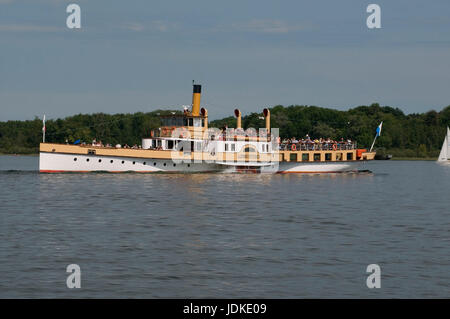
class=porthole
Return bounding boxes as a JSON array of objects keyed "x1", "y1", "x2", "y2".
[
  {"x1": 187, "y1": 164, "x2": 190, "y2": 167},
  {"x1": 98, "y1": 159, "x2": 102, "y2": 163},
  {"x1": 122, "y1": 161, "x2": 125, "y2": 164},
  {"x1": 163, "y1": 163, "x2": 166, "y2": 166},
  {"x1": 86, "y1": 158, "x2": 90, "y2": 162},
  {"x1": 110, "y1": 160, "x2": 114, "y2": 163},
  {"x1": 74, "y1": 158, "x2": 77, "y2": 161},
  {"x1": 143, "y1": 162, "x2": 146, "y2": 165},
  {"x1": 133, "y1": 161, "x2": 136, "y2": 165},
  {"x1": 153, "y1": 162, "x2": 156, "y2": 166},
  {"x1": 173, "y1": 163, "x2": 176, "y2": 167}
]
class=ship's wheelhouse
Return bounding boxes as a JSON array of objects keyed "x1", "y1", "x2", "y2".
[{"x1": 161, "y1": 115, "x2": 207, "y2": 128}]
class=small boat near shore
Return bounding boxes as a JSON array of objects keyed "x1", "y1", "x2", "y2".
[
  {"x1": 374, "y1": 153, "x2": 393, "y2": 160},
  {"x1": 39, "y1": 84, "x2": 376, "y2": 173}
]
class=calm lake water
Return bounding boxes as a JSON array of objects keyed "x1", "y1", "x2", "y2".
[{"x1": 0, "y1": 155, "x2": 449, "y2": 298}]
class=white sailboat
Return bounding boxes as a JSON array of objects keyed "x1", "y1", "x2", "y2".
[{"x1": 437, "y1": 127, "x2": 450, "y2": 163}]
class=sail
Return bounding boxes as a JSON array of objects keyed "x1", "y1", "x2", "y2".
[{"x1": 438, "y1": 127, "x2": 450, "y2": 162}]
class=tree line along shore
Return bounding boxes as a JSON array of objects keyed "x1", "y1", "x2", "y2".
[{"x1": 1, "y1": 104, "x2": 449, "y2": 159}]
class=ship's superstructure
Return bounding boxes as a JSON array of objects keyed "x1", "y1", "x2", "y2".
[{"x1": 39, "y1": 84, "x2": 375, "y2": 173}]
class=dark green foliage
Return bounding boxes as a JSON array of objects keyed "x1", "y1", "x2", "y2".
[
  {"x1": 0, "y1": 104, "x2": 449, "y2": 158},
  {"x1": 210, "y1": 104, "x2": 450, "y2": 158},
  {"x1": 0, "y1": 110, "x2": 170, "y2": 154}
]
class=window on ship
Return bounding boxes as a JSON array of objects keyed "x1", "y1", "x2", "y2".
[{"x1": 193, "y1": 118, "x2": 202, "y2": 127}]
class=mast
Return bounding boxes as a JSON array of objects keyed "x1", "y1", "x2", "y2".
[
  {"x1": 42, "y1": 115, "x2": 46, "y2": 143},
  {"x1": 369, "y1": 122, "x2": 383, "y2": 152}
]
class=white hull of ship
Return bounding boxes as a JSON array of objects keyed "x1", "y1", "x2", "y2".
[
  {"x1": 40, "y1": 152, "x2": 363, "y2": 173},
  {"x1": 39, "y1": 152, "x2": 223, "y2": 173}
]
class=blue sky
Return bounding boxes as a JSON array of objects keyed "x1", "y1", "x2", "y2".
[{"x1": 1, "y1": 0, "x2": 450, "y2": 121}]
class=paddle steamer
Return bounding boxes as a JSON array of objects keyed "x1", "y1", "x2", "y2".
[{"x1": 39, "y1": 84, "x2": 375, "y2": 173}]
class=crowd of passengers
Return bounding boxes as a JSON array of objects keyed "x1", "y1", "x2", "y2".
[
  {"x1": 73, "y1": 135, "x2": 355, "y2": 152},
  {"x1": 72, "y1": 139, "x2": 143, "y2": 149},
  {"x1": 279, "y1": 135, "x2": 356, "y2": 151}
]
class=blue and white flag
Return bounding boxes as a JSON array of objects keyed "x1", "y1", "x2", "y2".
[{"x1": 376, "y1": 122, "x2": 383, "y2": 137}]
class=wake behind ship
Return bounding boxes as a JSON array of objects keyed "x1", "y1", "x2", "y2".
[{"x1": 39, "y1": 84, "x2": 376, "y2": 173}]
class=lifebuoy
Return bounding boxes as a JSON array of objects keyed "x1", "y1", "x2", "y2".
[
  {"x1": 291, "y1": 144, "x2": 297, "y2": 151},
  {"x1": 332, "y1": 143, "x2": 338, "y2": 151}
]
